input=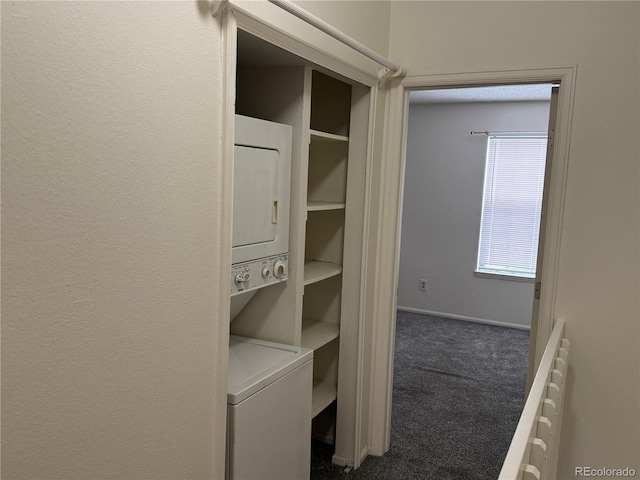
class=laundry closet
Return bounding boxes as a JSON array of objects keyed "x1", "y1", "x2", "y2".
[{"x1": 226, "y1": 27, "x2": 373, "y2": 478}]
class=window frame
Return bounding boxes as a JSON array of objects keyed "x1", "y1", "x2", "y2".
[{"x1": 475, "y1": 133, "x2": 548, "y2": 281}]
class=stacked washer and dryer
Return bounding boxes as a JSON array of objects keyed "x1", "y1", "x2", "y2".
[{"x1": 227, "y1": 115, "x2": 313, "y2": 480}]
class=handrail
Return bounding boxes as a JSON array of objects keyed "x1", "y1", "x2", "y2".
[{"x1": 498, "y1": 318, "x2": 570, "y2": 480}]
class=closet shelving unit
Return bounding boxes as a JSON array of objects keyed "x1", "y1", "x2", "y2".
[
  {"x1": 232, "y1": 29, "x2": 371, "y2": 466},
  {"x1": 303, "y1": 262, "x2": 342, "y2": 285},
  {"x1": 303, "y1": 70, "x2": 351, "y2": 428}
]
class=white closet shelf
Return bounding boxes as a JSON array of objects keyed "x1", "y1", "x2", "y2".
[
  {"x1": 310, "y1": 129, "x2": 349, "y2": 143},
  {"x1": 312, "y1": 380, "x2": 337, "y2": 418},
  {"x1": 307, "y1": 201, "x2": 346, "y2": 211},
  {"x1": 301, "y1": 319, "x2": 340, "y2": 350},
  {"x1": 303, "y1": 261, "x2": 342, "y2": 285}
]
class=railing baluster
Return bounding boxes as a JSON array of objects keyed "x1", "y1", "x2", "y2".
[{"x1": 498, "y1": 319, "x2": 570, "y2": 480}]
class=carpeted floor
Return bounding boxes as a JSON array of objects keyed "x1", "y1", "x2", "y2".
[{"x1": 310, "y1": 311, "x2": 530, "y2": 480}]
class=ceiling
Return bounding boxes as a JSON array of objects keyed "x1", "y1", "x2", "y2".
[{"x1": 409, "y1": 84, "x2": 553, "y2": 104}]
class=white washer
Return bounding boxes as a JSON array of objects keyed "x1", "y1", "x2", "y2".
[{"x1": 227, "y1": 336, "x2": 313, "y2": 480}]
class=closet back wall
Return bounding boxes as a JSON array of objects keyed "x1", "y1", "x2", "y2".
[{"x1": 398, "y1": 101, "x2": 551, "y2": 328}]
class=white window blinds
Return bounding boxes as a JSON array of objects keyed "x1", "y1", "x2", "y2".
[{"x1": 477, "y1": 135, "x2": 548, "y2": 278}]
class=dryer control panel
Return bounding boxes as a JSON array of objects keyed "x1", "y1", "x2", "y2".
[{"x1": 230, "y1": 254, "x2": 288, "y2": 296}]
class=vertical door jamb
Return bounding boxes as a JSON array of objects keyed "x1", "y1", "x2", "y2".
[
  {"x1": 526, "y1": 85, "x2": 560, "y2": 394},
  {"x1": 367, "y1": 78, "x2": 409, "y2": 455},
  {"x1": 368, "y1": 67, "x2": 576, "y2": 457},
  {"x1": 213, "y1": 4, "x2": 237, "y2": 479}
]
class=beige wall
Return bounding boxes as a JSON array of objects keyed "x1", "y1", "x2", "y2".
[
  {"x1": 297, "y1": 0, "x2": 391, "y2": 58},
  {"x1": 1, "y1": 2, "x2": 224, "y2": 478},
  {"x1": 399, "y1": 101, "x2": 550, "y2": 327},
  {"x1": 1, "y1": 1, "x2": 390, "y2": 478},
  {"x1": 8, "y1": 1, "x2": 636, "y2": 478},
  {"x1": 389, "y1": 1, "x2": 640, "y2": 477}
]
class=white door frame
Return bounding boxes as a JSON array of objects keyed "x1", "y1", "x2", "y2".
[
  {"x1": 213, "y1": 2, "x2": 383, "y2": 473},
  {"x1": 367, "y1": 66, "x2": 577, "y2": 455}
]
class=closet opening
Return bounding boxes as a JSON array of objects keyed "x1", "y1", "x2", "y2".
[
  {"x1": 389, "y1": 83, "x2": 559, "y2": 477},
  {"x1": 226, "y1": 24, "x2": 376, "y2": 478}
]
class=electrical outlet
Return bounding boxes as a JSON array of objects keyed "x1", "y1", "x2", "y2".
[{"x1": 419, "y1": 279, "x2": 427, "y2": 292}]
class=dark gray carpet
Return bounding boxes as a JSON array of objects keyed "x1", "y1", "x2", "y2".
[{"x1": 310, "y1": 311, "x2": 530, "y2": 480}]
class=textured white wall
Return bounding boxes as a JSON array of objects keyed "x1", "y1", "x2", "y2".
[
  {"x1": 297, "y1": 0, "x2": 391, "y2": 57},
  {"x1": 399, "y1": 101, "x2": 550, "y2": 328},
  {"x1": 1, "y1": 1, "x2": 391, "y2": 478},
  {"x1": 389, "y1": 2, "x2": 639, "y2": 476},
  {"x1": 1, "y1": 2, "x2": 224, "y2": 478}
]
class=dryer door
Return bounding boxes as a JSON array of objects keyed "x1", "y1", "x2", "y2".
[{"x1": 232, "y1": 145, "x2": 279, "y2": 248}]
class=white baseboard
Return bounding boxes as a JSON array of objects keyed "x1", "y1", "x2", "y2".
[
  {"x1": 328, "y1": 448, "x2": 366, "y2": 469},
  {"x1": 331, "y1": 453, "x2": 347, "y2": 467},
  {"x1": 397, "y1": 306, "x2": 531, "y2": 331},
  {"x1": 358, "y1": 446, "x2": 370, "y2": 466}
]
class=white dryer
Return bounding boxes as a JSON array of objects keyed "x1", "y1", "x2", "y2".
[
  {"x1": 226, "y1": 336, "x2": 313, "y2": 480},
  {"x1": 231, "y1": 115, "x2": 292, "y2": 296}
]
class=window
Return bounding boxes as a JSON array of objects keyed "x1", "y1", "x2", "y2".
[{"x1": 476, "y1": 135, "x2": 548, "y2": 279}]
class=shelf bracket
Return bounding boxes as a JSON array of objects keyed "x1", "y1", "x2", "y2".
[
  {"x1": 378, "y1": 66, "x2": 405, "y2": 84},
  {"x1": 211, "y1": 0, "x2": 230, "y2": 19}
]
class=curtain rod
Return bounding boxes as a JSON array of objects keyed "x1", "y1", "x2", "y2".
[
  {"x1": 268, "y1": 0, "x2": 402, "y2": 78},
  {"x1": 470, "y1": 131, "x2": 547, "y2": 136},
  {"x1": 213, "y1": 0, "x2": 404, "y2": 82}
]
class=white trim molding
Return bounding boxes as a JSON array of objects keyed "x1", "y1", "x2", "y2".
[
  {"x1": 211, "y1": 7, "x2": 238, "y2": 479},
  {"x1": 397, "y1": 306, "x2": 532, "y2": 331},
  {"x1": 216, "y1": 2, "x2": 384, "y2": 470},
  {"x1": 367, "y1": 77, "x2": 408, "y2": 455},
  {"x1": 367, "y1": 66, "x2": 576, "y2": 457}
]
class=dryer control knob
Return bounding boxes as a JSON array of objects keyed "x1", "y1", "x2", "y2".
[
  {"x1": 273, "y1": 261, "x2": 287, "y2": 279},
  {"x1": 262, "y1": 267, "x2": 271, "y2": 279},
  {"x1": 235, "y1": 272, "x2": 251, "y2": 285}
]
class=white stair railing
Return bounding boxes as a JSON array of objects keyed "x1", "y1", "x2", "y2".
[{"x1": 499, "y1": 319, "x2": 570, "y2": 480}]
